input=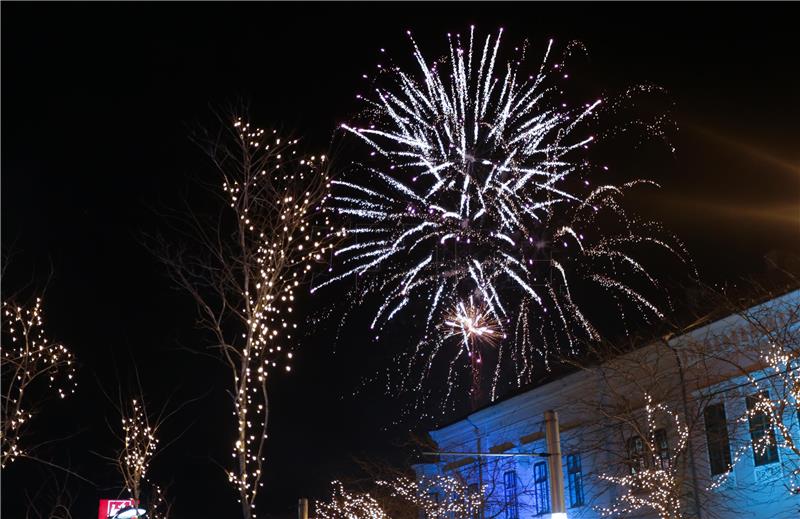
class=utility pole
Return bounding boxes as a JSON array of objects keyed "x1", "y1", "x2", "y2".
[
  {"x1": 544, "y1": 410, "x2": 566, "y2": 519},
  {"x1": 465, "y1": 417, "x2": 485, "y2": 519},
  {"x1": 298, "y1": 498, "x2": 308, "y2": 519}
]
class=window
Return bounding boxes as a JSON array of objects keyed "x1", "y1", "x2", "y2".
[
  {"x1": 704, "y1": 403, "x2": 733, "y2": 476},
  {"x1": 533, "y1": 462, "x2": 550, "y2": 516},
  {"x1": 566, "y1": 453, "x2": 584, "y2": 507},
  {"x1": 654, "y1": 429, "x2": 671, "y2": 470},
  {"x1": 626, "y1": 435, "x2": 647, "y2": 474},
  {"x1": 747, "y1": 393, "x2": 779, "y2": 466},
  {"x1": 503, "y1": 470, "x2": 519, "y2": 519}
]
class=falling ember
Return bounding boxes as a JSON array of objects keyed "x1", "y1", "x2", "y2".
[{"x1": 317, "y1": 27, "x2": 690, "y2": 410}]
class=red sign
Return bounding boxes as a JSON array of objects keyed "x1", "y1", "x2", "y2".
[{"x1": 98, "y1": 499, "x2": 134, "y2": 519}]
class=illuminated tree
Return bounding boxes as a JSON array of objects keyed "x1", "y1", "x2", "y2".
[
  {"x1": 103, "y1": 379, "x2": 176, "y2": 519},
  {"x1": 115, "y1": 398, "x2": 158, "y2": 511},
  {"x1": 564, "y1": 271, "x2": 800, "y2": 517},
  {"x1": 343, "y1": 435, "x2": 531, "y2": 519},
  {"x1": 314, "y1": 481, "x2": 388, "y2": 519},
  {"x1": 597, "y1": 395, "x2": 688, "y2": 519},
  {"x1": 1, "y1": 296, "x2": 76, "y2": 467},
  {"x1": 695, "y1": 276, "x2": 800, "y2": 495},
  {"x1": 565, "y1": 331, "x2": 740, "y2": 518},
  {"x1": 314, "y1": 476, "x2": 483, "y2": 519},
  {"x1": 156, "y1": 113, "x2": 335, "y2": 518},
  {"x1": 377, "y1": 475, "x2": 483, "y2": 519}
]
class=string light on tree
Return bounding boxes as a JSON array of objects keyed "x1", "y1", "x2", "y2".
[
  {"x1": 115, "y1": 398, "x2": 158, "y2": 512},
  {"x1": 598, "y1": 395, "x2": 689, "y2": 519},
  {"x1": 314, "y1": 481, "x2": 388, "y2": 519},
  {"x1": 709, "y1": 310, "x2": 800, "y2": 494},
  {"x1": 163, "y1": 115, "x2": 337, "y2": 519},
  {"x1": 109, "y1": 392, "x2": 174, "y2": 519},
  {"x1": 314, "y1": 476, "x2": 483, "y2": 519},
  {"x1": 1, "y1": 298, "x2": 76, "y2": 467}
]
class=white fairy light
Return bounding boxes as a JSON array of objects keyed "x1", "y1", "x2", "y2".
[
  {"x1": 314, "y1": 476, "x2": 483, "y2": 519},
  {"x1": 598, "y1": 395, "x2": 688, "y2": 519},
  {"x1": 1, "y1": 298, "x2": 76, "y2": 467},
  {"x1": 201, "y1": 117, "x2": 337, "y2": 517}
]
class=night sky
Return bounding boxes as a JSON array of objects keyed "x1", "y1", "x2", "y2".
[{"x1": 2, "y1": 2, "x2": 799, "y2": 518}]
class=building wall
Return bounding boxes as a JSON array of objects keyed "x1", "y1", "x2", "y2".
[{"x1": 414, "y1": 290, "x2": 800, "y2": 519}]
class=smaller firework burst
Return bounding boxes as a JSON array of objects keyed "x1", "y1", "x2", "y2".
[{"x1": 443, "y1": 296, "x2": 504, "y2": 356}]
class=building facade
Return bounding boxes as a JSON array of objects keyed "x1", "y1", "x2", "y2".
[{"x1": 414, "y1": 290, "x2": 800, "y2": 519}]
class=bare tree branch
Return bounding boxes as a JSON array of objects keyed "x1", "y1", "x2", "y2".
[{"x1": 149, "y1": 111, "x2": 338, "y2": 518}]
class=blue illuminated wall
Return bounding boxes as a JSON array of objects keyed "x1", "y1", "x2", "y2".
[{"x1": 414, "y1": 290, "x2": 800, "y2": 519}]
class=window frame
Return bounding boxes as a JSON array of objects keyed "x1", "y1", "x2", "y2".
[
  {"x1": 704, "y1": 402, "x2": 733, "y2": 476},
  {"x1": 626, "y1": 435, "x2": 647, "y2": 475},
  {"x1": 503, "y1": 470, "x2": 519, "y2": 519},
  {"x1": 653, "y1": 428, "x2": 671, "y2": 470},
  {"x1": 746, "y1": 392, "x2": 780, "y2": 467},
  {"x1": 566, "y1": 453, "x2": 585, "y2": 508},
  {"x1": 533, "y1": 461, "x2": 550, "y2": 516}
]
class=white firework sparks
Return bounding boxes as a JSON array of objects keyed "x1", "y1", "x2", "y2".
[
  {"x1": 316, "y1": 27, "x2": 689, "y2": 407},
  {"x1": 444, "y1": 296, "x2": 502, "y2": 353}
]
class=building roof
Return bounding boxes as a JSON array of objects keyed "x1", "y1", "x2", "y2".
[{"x1": 428, "y1": 287, "x2": 800, "y2": 443}]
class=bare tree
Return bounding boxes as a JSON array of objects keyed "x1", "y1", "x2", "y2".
[
  {"x1": 315, "y1": 481, "x2": 389, "y2": 519},
  {"x1": 561, "y1": 269, "x2": 800, "y2": 518},
  {"x1": 314, "y1": 475, "x2": 483, "y2": 519},
  {"x1": 23, "y1": 468, "x2": 78, "y2": 519},
  {"x1": 98, "y1": 383, "x2": 176, "y2": 519},
  {"x1": 145, "y1": 483, "x2": 174, "y2": 519},
  {"x1": 334, "y1": 435, "x2": 535, "y2": 519},
  {"x1": 690, "y1": 276, "x2": 800, "y2": 496},
  {"x1": 595, "y1": 395, "x2": 689, "y2": 519},
  {"x1": 564, "y1": 332, "x2": 739, "y2": 519},
  {"x1": 114, "y1": 397, "x2": 159, "y2": 513},
  {"x1": 155, "y1": 113, "x2": 336, "y2": 518},
  {"x1": 1, "y1": 296, "x2": 76, "y2": 467}
]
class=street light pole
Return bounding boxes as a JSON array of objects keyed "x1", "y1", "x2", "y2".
[
  {"x1": 544, "y1": 410, "x2": 566, "y2": 519},
  {"x1": 298, "y1": 498, "x2": 309, "y2": 519}
]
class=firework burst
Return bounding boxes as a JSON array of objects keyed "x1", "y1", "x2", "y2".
[
  {"x1": 315, "y1": 27, "x2": 689, "y2": 408},
  {"x1": 442, "y1": 296, "x2": 504, "y2": 402},
  {"x1": 443, "y1": 296, "x2": 503, "y2": 349}
]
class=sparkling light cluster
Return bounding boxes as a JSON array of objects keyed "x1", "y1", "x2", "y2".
[
  {"x1": 711, "y1": 338, "x2": 800, "y2": 493},
  {"x1": 1, "y1": 298, "x2": 76, "y2": 466},
  {"x1": 598, "y1": 395, "x2": 688, "y2": 519},
  {"x1": 314, "y1": 476, "x2": 483, "y2": 519},
  {"x1": 314, "y1": 481, "x2": 388, "y2": 519},
  {"x1": 316, "y1": 27, "x2": 685, "y2": 405},
  {"x1": 746, "y1": 346, "x2": 800, "y2": 493},
  {"x1": 147, "y1": 483, "x2": 173, "y2": 519},
  {"x1": 377, "y1": 475, "x2": 483, "y2": 519},
  {"x1": 118, "y1": 398, "x2": 158, "y2": 503}
]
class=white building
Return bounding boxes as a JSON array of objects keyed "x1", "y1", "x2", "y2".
[{"x1": 415, "y1": 290, "x2": 800, "y2": 519}]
